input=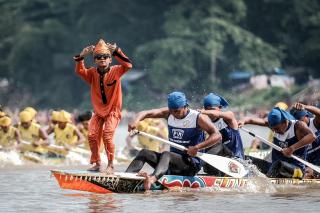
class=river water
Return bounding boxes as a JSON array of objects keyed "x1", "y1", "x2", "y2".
[{"x1": 1, "y1": 125, "x2": 320, "y2": 212}]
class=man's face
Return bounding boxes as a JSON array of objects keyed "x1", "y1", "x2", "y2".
[
  {"x1": 271, "y1": 120, "x2": 288, "y2": 134},
  {"x1": 169, "y1": 107, "x2": 188, "y2": 119},
  {"x1": 58, "y1": 121, "x2": 67, "y2": 129},
  {"x1": 0, "y1": 125, "x2": 9, "y2": 132},
  {"x1": 82, "y1": 121, "x2": 89, "y2": 129},
  {"x1": 21, "y1": 121, "x2": 31, "y2": 129},
  {"x1": 94, "y1": 53, "x2": 112, "y2": 68},
  {"x1": 299, "y1": 116, "x2": 309, "y2": 124}
]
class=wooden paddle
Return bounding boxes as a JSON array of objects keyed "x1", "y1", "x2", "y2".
[
  {"x1": 134, "y1": 130, "x2": 248, "y2": 178},
  {"x1": 20, "y1": 141, "x2": 90, "y2": 156},
  {"x1": 241, "y1": 127, "x2": 320, "y2": 174}
]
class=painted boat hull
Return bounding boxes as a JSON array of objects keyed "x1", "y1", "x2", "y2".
[{"x1": 51, "y1": 170, "x2": 320, "y2": 194}]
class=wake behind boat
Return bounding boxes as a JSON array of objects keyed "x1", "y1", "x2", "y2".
[{"x1": 51, "y1": 170, "x2": 320, "y2": 194}]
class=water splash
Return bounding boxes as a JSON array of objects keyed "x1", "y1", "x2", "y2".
[
  {"x1": 0, "y1": 150, "x2": 23, "y2": 166},
  {"x1": 239, "y1": 158, "x2": 277, "y2": 193}
]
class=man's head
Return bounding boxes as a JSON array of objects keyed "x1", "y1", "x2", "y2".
[
  {"x1": 56, "y1": 110, "x2": 72, "y2": 129},
  {"x1": 268, "y1": 107, "x2": 291, "y2": 134},
  {"x1": 19, "y1": 110, "x2": 33, "y2": 129},
  {"x1": 93, "y1": 39, "x2": 112, "y2": 69},
  {"x1": 203, "y1": 93, "x2": 229, "y2": 111},
  {"x1": 290, "y1": 109, "x2": 312, "y2": 124},
  {"x1": 167, "y1": 92, "x2": 188, "y2": 119},
  {"x1": 0, "y1": 116, "x2": 12, "y2": 132},
  {"x1": 76, "y1": 111, "x2": 92, "y2": 129}
]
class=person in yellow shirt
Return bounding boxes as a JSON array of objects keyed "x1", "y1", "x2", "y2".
[
  {"x1": 46, "y1": 110, "x2": 60, "y2": 135},
  {"x1": 47, "y1": 110, "x2": 85, "y2": 149},
  {"x1": 123, "y1": 119, "x2": 168, "y2": 158},
  {"x1": 18, "y1": 110, "x2": 48, "y2": 146},
  {"x1": 76, "y1": 111, "x2": 92, "y2": 150},
  {"x1": 0, "y1": 116, "x2": 21, "y2": 149}
]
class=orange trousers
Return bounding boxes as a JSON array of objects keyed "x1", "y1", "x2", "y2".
[{"x1": 88, "y1": 112, "x2": 120, "y2": 164}]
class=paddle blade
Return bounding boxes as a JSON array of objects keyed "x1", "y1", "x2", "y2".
[{"x1": 197, "y1": 153, "x2": 248, "y2": 178}]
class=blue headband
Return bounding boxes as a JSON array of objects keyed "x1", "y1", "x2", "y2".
[
  {"x1": 268, "y1": 107, "x2": 294, "y2": 128},
  {"x1": 167, "y1": 92, "x2": 188, "y2": 109},
  {"x1": 203, "y1": 93, "x2": 229, "y2": 108}
]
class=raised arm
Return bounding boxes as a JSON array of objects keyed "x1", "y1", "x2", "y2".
[
  {"x1": 238, "y1": 117, "x2": 269, "y2": 128},
  {"x1": 201, "y1": 109, "x2": 238, "y2": 129},
  {"x1": 111, "y1": 45, "x2": 132, "y2": 72},
  {"x1": 74, "y1": 45, "x2": 95, "y2": 83},
  {"x1": 128, "y1": 107, "x2": 170, "y2": 132},
  {"x1": 293, "y1": 102, "x2": 320, "y2": 128}
]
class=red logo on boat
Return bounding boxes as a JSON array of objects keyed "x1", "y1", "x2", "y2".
[{"x1": 228, "y1": 162, "x2": 240, "y2": 174}]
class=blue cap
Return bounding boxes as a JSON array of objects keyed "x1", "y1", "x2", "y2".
[
  {"x1": 203, "y1": 93, "x2": 229, "y2": 108},
  {"x1": 167, "y1": 92, "x2": 188, "y2": 109},
  {"x1": 268, "y1": 107, "x2": 293, "y2": 128},
  {"x1": 291, "y1": 110, "x2": 312, "y2": 120}
]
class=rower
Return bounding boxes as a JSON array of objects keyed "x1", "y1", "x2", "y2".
[
  {"x1": 199, "y1": 93, "x2": 244, "y2": 175},
  {"x1": 47, "y1": 110, "x2": 85, "y2": 149},
  {"x1": 125, "y1": 91, "x2": 222, "y2": 190},
  {"x1": 0, "y1": 116, "x2": 21, "y2": 149},
  {"x1": 18, "y1": 110, "x2": 48, "y2": 146},
  {"x1": 128, "y1": 119, "x2": 168, "y2": 152},
  {"x1": 291, "y1": 102, "x2": 320, "y2": 178},
  {"x1": 76, "y1": 110, "x2": 93, "y2": 150},
  {"x1": 239, "y1": 107, "x2": 316, "y2": 178}
]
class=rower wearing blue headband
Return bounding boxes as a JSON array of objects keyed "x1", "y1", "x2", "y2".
[
  {"x1": 239, "y1": 107, "x2": 316, "y2": 179},
  {"x1": 200, "y1": 93, "x2": 244, "y2": 175},
  {"x1": 291, "y1": 103, "x2": 320, "y2": 173},
  {"x1": 126, "y1": 91, "x2": 222, "y2": 190}
]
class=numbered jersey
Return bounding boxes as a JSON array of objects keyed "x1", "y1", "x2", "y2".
[
  {"x1": 272, "y1": 120, "x2": 306, "y2": 170},
  {"x1": 168, "y1": 109, "x2": 205, "y2": 167}
]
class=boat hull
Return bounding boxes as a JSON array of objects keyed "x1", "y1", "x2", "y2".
[{"x1": 51, "y1": 170, "x2": 320, "y2": 194}]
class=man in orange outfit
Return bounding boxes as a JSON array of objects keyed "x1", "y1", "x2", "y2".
[{"x1": 74, "y1": 39, "x2": 132, "y2": 173}]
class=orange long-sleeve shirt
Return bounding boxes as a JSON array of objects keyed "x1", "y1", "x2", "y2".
[{"x1": 75, "y1": 48, "x2": 132, "y2": 117}]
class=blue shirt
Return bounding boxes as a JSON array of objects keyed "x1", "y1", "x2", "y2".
[{"x1": 212, "y1": 118, "x2": 244, "y2": 159}]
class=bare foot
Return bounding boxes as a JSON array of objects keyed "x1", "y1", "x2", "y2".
[
  {"x1": 87, "y1": 163, "x2": 100, "y2": 172},
  {"x1": 137, "y1": 172, "x2": 157, "y2": 190},
  {"x1": 304, "y1": 167, "x2": 314, "y2": 179},
  {"x1": 105, "y1": 165, "x2": 114, "y2": 174}
]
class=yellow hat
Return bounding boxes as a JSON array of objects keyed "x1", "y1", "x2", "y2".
[
  {"x1": 19, "y1": 111, "x2": 32, "y2": 123},
  {"x1": 57, "y1": 110, "x2": 72, "y2": 123},
  {"x1": 0, "y1": 116, "x2": 11, "y2": 127},
  {"x1": 137, "y1": 120, "x2": 148, "y2": 132},
  {"x1": 24, "y1": 107, "x2": 37, "y2": 119},
  {"x1": 51, "y1": 111, "x2": 60, "y2": 121},
  {"x1": 0, "y1": 111, "x2": 6, "y2": 117},
  {"x1": 275, "y1": 102, "x2": 288, "y2": 110},
  {"x1": 94, "y1": 39, "x2": 111, "y2": 55}
]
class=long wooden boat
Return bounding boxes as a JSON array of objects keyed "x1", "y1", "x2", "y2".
[{"x1": 51, "y1": 170, "x2": 320, "y2": 194}]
